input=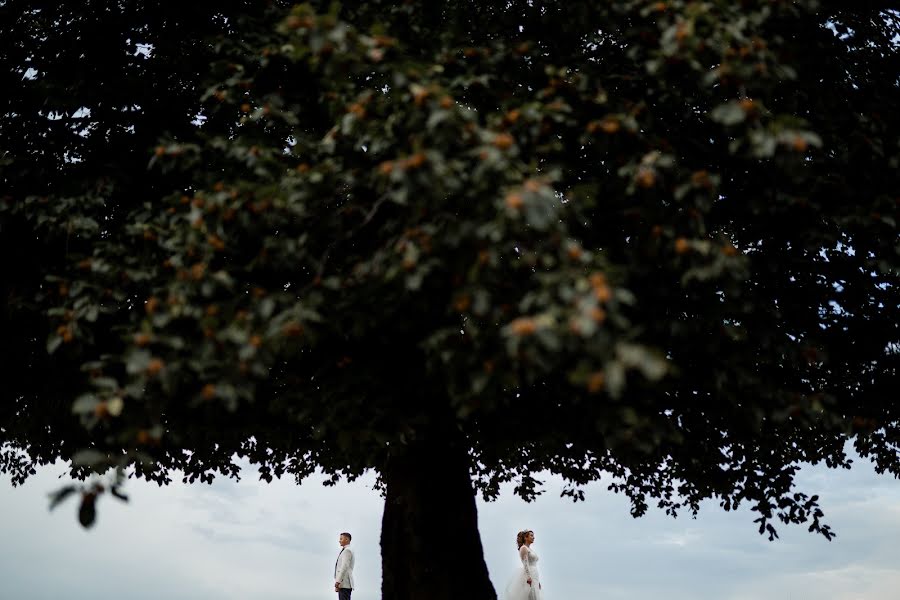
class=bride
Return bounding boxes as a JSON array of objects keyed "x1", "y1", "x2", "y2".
[{"x1": 503, "y1": 529, "x2": 544, "y2": 600}]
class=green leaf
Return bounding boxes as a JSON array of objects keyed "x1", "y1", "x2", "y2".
[
  {"x1": 46, "y1": 335, "x2": 63, "y2": 355},
  {"x1": 48, "y1": 486, "x2": 77, "y2": 511},
  {"x1": 72, "y1": 394, "x2": 99, "y2": 415},
  {"x1": 710, "y1": 102, "x2": 747, "y2": 126},
  {"x1": 72, "y1": 450, "x2": 107, "y2": 467},
  {"x1": 78, "y1": 494, "x2": 97, "y2": 529},
  {"x1": 125, "y1": 350, "x2": 151, "y2": 375}
]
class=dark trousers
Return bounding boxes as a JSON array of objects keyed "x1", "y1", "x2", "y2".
[{"x1": 338, "y1": 589, "x2": 352, "y2": 600}]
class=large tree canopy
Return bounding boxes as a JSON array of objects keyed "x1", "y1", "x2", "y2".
[{"x1": 2, "y1": 2, "x2": 898, "y2": 598}]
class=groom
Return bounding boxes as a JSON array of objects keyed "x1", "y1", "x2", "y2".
[{"x1": 334, "y1": 532, "x2": 355, "y2": 599}]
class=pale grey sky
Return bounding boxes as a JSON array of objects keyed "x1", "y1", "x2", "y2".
[{"x1": 2, "y1": 449, "x2": 900, "y2": 600}]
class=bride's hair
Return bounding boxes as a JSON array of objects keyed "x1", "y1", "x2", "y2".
[{"x1": 516, "y1": 530, "x2": 533, "y2": 549}]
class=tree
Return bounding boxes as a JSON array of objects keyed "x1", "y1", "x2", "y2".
[{"x1": 1, "y1": 1, "x2": 898, "y2": 598}]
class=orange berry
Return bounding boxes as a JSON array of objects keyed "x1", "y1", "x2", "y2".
[
  {"x1": 546, "y1": 100, "x2": 566, "y2": 112},
  {"x1": 155, "y1": 146, "x2": 166, "y2": 157},
  {"x1": 191, "y1": 263, "x2": 206, "y2": 280},
  {"x1": 568, "y1": 318, "x2": 583, "y2": 334},
  {"x1": 403, "y1": 153, "x2": 426, "y2": 170},
  {"x1": 439, "y1": 96, "x2": 454, "y2": 109},
  {"x1": 505, "y1": 192, "x2": 524, "y2": 210},
  {"x1": 453, "y1": 294, "x2": 471, "y2": 312},
  {"x1": 145, "y1": 297, "x2": 159, "y2": 315},
  {"x1": 241, "y1": 103, "x2": 251, "y2": 113},
  {"x1": 374, "y1": 35, "x2": 395, "y2": 48},
  {"x1": 524, "y1": 179, "x2": 543, "y2": 193},
  {"x1": 378, "y1": 160, "x2": 394, "y2": 175},
  {"x1": 146, "y1": 358, "x2": 164, "y2": 376},
  {"x1": 510, "y1": 317, "x2": 538, "y2": 336},
  {"x1": 412, "y1": 88, "x2": 429, "y2": 106},
  {"x1": 282, "y1": 322, "x2": 305, "y2": 337},
  {"x1": 590, "y1": 307, "x2": 607, "y2": 323},
  {"x1": 296, "y1": 163, "x2": 310, "y2": 173},
  {"x1": 691, "y1": 170, "x2": 712, "y2": 188},
  {"x1": 348, "y1": 102, "x2": 366, "y2": 117},
  {"x1": 492, "y1": 133, "x2": 515, "y2": 150},
  {"x1": 791, "y1": 136, "x2": 808, "y2": 152},
  {"x1": 594, "y1": 284, "x2": 612, "y2": 303},
  {"x1": 249, "y1": 335, "x2": 263, "y2": 348},
  {"x1": 208, "y1": 235, "x2": 225, "y2": 251},
  {"x1": 587, "y1": 371, "x2": 605, "y2": 393},
  {"x1": 285, "y1": 15, "x2": 313, "y2": 30},
  {"x1": 201, "y1": 384, "x2": 217, "y2": 400},
  {"x1": 600, "y1": 119, "x2": 620, "y2": 134},
  {"x1": 134, "y1": 333, "x2": 152, "y2": 347},
  {"x1": 635, "y1": 167, "x2": 656, "y2": 188},
  {"x1": 674, "y1": 238, "x2": 691, "y2": 255}
]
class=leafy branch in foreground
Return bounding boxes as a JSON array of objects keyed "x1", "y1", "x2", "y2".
[{"x1": 1, "y1": 1, "x2": 897, "y2": 598}]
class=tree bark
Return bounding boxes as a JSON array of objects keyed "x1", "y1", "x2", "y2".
[{"x1": 380, "y1": 434, "x2": 496, "y2": 600}]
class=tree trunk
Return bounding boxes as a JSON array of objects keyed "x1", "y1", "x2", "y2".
[{"x1": 380, "y1": 435, "x2": 496, "y2": 600}]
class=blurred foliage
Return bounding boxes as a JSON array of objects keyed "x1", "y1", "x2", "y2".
[{"x1": 1, "y1": 0, "x2": 898, "y2": 544}]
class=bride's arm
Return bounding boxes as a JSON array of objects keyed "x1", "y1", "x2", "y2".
[{"x1": 519, "y1": 546, "x2": 532, "y2": 583}]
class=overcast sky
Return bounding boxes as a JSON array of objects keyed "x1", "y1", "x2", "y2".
[{"x1": 2, "y1": 447, "x2": 900, "y2": 600}]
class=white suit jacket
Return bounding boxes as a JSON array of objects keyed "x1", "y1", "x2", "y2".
[{"x1": 334, "y1": 545, "x2": 355, "y2": 589}]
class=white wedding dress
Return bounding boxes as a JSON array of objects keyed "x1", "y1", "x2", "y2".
[{"x1": 503, "y1": 545, "x2": 544, "y2": 600}]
